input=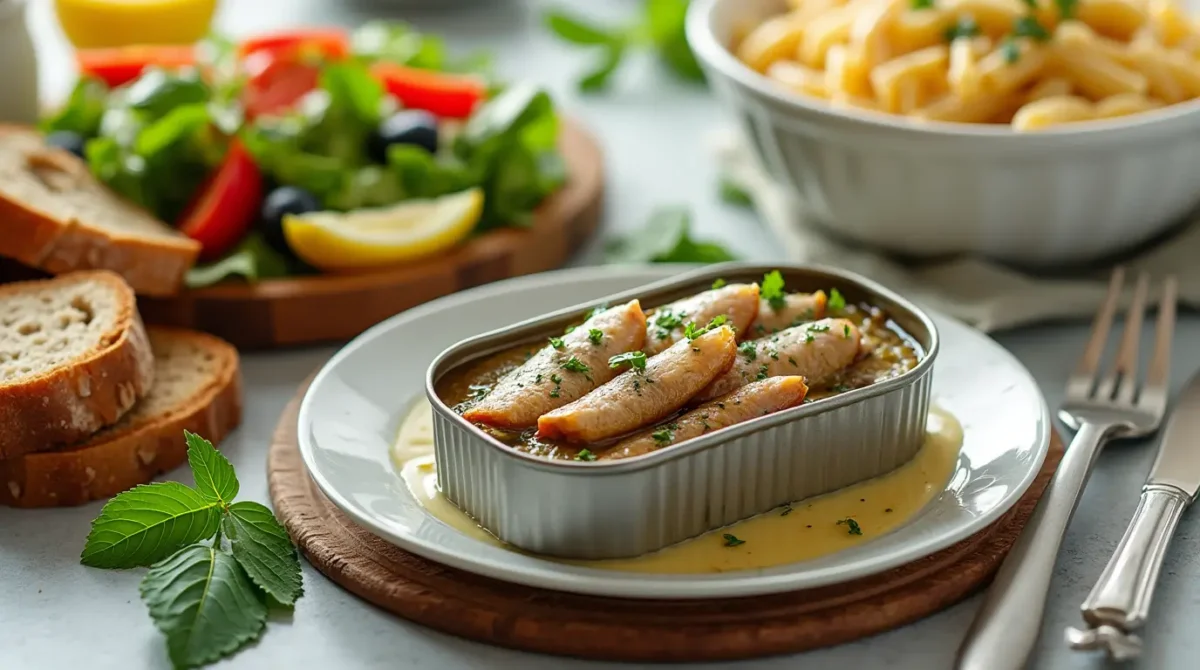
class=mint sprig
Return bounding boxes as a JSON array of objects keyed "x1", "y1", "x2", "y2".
[{"x1": 81, "y1": 431, "x2": 303, "y2": 669}]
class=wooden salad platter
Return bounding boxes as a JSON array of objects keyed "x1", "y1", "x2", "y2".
[
  {"x1": 268, "y1": 376, "x2": 1066, "y2": 662},
  {"x1": 137, "y1": 119, "x2": 603, "y2": 350}
]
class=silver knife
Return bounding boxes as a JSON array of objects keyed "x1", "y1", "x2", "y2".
[{"x1": 1066, "y1": 369, "x2": 1200, "y2": 660}]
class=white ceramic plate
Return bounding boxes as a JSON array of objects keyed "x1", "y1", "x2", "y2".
[{"x1": 296, "y1": 266, "x2": 1051, "y2": 599}]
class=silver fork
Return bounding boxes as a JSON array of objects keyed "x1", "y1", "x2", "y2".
[{"x1": 955, "y1": 268, "x2": 1178, "y2": 670}]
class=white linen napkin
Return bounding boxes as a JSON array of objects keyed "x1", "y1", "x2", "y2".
[{"x1": 711, "y1": 129, "x2": 1200, "y2": 333}]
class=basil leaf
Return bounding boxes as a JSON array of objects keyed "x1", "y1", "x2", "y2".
[
  {"x1": 140, "y1": 545, "x2": 267, "y2": 670},
  {"x1": 125, "y1": 68, "x2": 211, "y2": 121},
  {"x1": 185, "y1": 431, "x2": 239, "y2": 504},
  {"x1": 223, "y1": 501, "x2": 304, "y2": 606},
  {"x1": 40, "y1": 77, "x2": 109, "y2": 136},
  {"x1": 544, "y1": 12, "x2": 620, "y2": 45},
  {"x1": 80, "y1": 483, "x2": 221, "y2": 569}
]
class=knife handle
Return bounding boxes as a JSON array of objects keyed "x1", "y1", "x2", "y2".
[{"x1": 1078, "y1": 484, "x2": 1189, "y2": 631}]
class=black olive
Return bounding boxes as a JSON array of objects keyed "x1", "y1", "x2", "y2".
[
  {"x1": 45, "y1": 131, "x2": 87, "y2": 159},
  {"x1": 367, "y1": 109, "x2": 439, "y2": 163},
  {"x1": 259, "y1": 186, "x2": 320, "y2": 253}
]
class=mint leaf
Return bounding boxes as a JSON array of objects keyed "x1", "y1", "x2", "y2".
[
  {"x1": 81, "y1": 483, "x2": 221, "y2": 569},
  {"x1": 141, "y1": 545, "x2": 267, "y2": 670},
  {"x1": 223, "y1": 502, "x2": 304, "y2": 606},
  {"x1": 185, "y1": 431, "x2": 238, "y2": 504}
]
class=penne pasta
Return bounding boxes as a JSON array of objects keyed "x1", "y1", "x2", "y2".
[{"x1": 731, "y1": 0, "x2": 1200, "y2": 129}]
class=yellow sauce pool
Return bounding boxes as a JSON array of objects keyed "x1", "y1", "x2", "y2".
[{"x1": 390, "y1": 400, "x2": 963, "y2": 574}]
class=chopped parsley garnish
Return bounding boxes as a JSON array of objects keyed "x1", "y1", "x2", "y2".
[
  {"x1": 768, "y1": 349, "x2": 779, "y2": 360},
  {"x1": 738, "y1": 341, "x2": 758, "y2": 362},
  {"x1": 944, "y1": 16, "x2": 981, "y2": 42},
  {"x1": 711, "y1": 278, "x2": 727, "y2": 290},
  {"x1": 575, "y1": 449, "x2": 597, "y2": 462},
  {"x1": 551, "y1": 373, "x2": 563, "y2": 385},
  {"x1": 722, "y1": 534, "x2": 746, "y2": 547},
  {"x1": 609, "y1": 351, "x2": 647, "y2": 371},
  {"x1": 549, "y1": 373, "x2": 563, "y2": 398},
  {"x1": 911, "y1": 0, "x2": 934, "y2": 8},
  {"x1": 535, "y1": 374, "x2": 543, "y2": 383},
  {"x1": 653, "y1": 309, "x2": 685, "y2": 337},
  {"x1": 761, "y1": 270, "x2": 787, "y2": 311},
  {"x1": 837, "y1": 518, "x2": 863, "y2": 536},
  {"x1": 651, "y1": 427, "x2": 674, "y2": 444},
  {"x1": 756, "y1": 365, "x2": 769, "y2": 381},
  {"x1": 561, "y1": 356, "x2": 591, "y2": 379},
  {"x1": 788, "y1": 356, "x2": 798, "y2": 367},
  {"x1": 549, "y1": 388, "x2": 561, "y2": 398},
  {"x1": 588, "y1": 328, "x2": 604, "y2": 345},
  {"x1": 804, "y1": 332, "x2": 815, "y2": 344},
  {"x1": 549, "y1": 337, "x2": 565, "y2": 350},
  {"x1": 1013, "y1": 16, "x2": 1051, "y2": 41},
  {"x1": 682, "y1": 314, "x2": 728, "y2": 341},
  {"x1": 844, "y1": 324, "x2": 851, "y2": 338}
]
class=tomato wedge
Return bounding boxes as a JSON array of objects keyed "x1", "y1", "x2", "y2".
[
  {"x1": 243, "y1": 58, "x2": 321, "y2": 119},
  {"x1": 238, "y1": 28, "x2": 350, "y2": 63},
  {"x1": 178, "y1": 142, "x2": 264, "y2": 261},
  {"x1": 76, "y1": 45, "x2": 197, "y2": 88},
  {"x1": 371, "y1": 63, "x2": 487, "y2": 119}
]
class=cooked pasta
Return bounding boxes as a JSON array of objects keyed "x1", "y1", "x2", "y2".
[{"x1": 734, "y1": 0, "x2": 1200, "y2": 130}]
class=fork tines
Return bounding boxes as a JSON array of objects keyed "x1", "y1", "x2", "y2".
[{"x1": 1068, "y1": 269, "x2": 1178, "y2": 410}]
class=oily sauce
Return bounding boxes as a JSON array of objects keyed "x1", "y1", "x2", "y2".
[{"x1": 435, "y1": 301, "x2": 923, "y2": 460}]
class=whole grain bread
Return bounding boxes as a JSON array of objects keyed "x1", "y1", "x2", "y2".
[
  {"x1": 0, "y1": 271, "x2": 156, "y2": 459},
  {"x1": 0, "y1": 327, "x2": 242, "y2": 508},
  {"x1": 0, "y1": 126, "x2": 200, "y2": 296}
]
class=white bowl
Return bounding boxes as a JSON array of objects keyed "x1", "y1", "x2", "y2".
[{"x1": 686, "y1": 0, "x2": 1200, "y2": 267}]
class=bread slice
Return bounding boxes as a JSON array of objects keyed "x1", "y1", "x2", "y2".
[
  {"x1": 0, "y1": 271, "x2": 156, "y2": 459},
  {"x1": 0, "y1": 125, "x2": 200, "y2": 296},
  {"x1": 0, "y1": 327, "x2": 242, "y2": 508}
]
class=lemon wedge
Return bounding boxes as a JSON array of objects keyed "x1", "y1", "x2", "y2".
[
  {"x1": 54, "y1": 0, "x2": 218, "y2": 49},
  {"x1": 283, "y1": 188, "x2": 485, "y2": 272}
]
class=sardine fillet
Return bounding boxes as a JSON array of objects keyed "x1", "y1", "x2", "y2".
[
  {"x1": 750, "y1": 291, "x2": 828, "y2": 335},
  {"x1": 536, "y1": 325, "x2": 738, "y2": 443},
  {"x1": 694, "y1": 317, "x2": 860, "y2": 403},
  {"x1": 602, "y1": 376, "x2": 809, "y2": 460},
  {"x1": 644, "y1": 283, "x2": 760, "y2": 355},
  {"x1": 462, "y1": 300, "x2": 647, "y2": 430}
]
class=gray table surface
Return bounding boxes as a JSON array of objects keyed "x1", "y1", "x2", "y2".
[{"x1": 6, "y1": 0, "x2": 1200, "y2": 668}]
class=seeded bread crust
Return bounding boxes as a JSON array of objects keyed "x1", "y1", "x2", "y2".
[
  {"x1": 0, "y1": 327, "x2": 242, "y2": 508},
  {"x1": 0, "y1": 271, "x2": 156, "y2": 459},
  {"x1": 0, "y1": 125, "x2": 200, "y2": 296}
]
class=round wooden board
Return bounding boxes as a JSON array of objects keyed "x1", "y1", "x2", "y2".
[
  {"x1": 138, "y1": 119, "x2": 604, "y2": 351},
  {"x1": 267, "y1": 378, "x2": 1065, "y2": 663}
]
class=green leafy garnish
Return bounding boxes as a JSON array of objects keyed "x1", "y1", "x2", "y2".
[
  {"x1": 653, "y1": 309, "x2": 686, "y2": 336},
  {"x1": 756, "y1": 365, "x2": 769, "y2": 381},
  {"x1": 718, "y1": 176, "x2": 753, "y2": 207},
  {"x1": 81, "y1": 432, "x2": 303, "y2": 669},
  {"x1": 828, "y1": 288, "x2": 846, "y2": 312},
  {"x1": 723, "y1": 533, "x2": 746, "y2": 547},
  {"x1": 185, "y1": 234, "x2": 293, "y2": 289},
  {"x1": 944, "y1": 16, "x2": 981, "y2": 41},
  {"x1": 712, "y1": 278, "x2": 727, "y2": 290},
  {"x1": 561, "y1": 356, "x2": 592, "y2": 379},
  {"x1": 605, "y1": 206, "x2": 739, "y2": 264},
  {"x1": 41, "y1": 77, "x2": 109, "y2": 136},
  {"x1": 588, "y1": 328, "x2": 604, "y2": 345},
  {"x1": 738, "y1": 341, "x2": 758, "y2": 362},
  {"x1": 549, "y1": 337, "x2": 566, "y2": 350},
  {"x1": 761, "y1": 270, "x2": 787, "y2": 311},
  {"x1": 651, "y1": 426, "x2": 674, "y2": 444},
  {"x1": 543, "y1": 0, "x2": 704, "y2": 92},
  {"x1": 683, "y1": 315, "x2": 727, "y2": 341},
  {"x1": 1013, "y1": 16, "x2": 1051, "y2": 41},
  {"x1": 838, "y1": 518, "x2": 863, "y2": 536},
  {"x1": 609, "y1": 351, "x2": 648, "y2": 371},
  {"x1": 575, "y1": 449, "x2": 598, "y2": 462}
]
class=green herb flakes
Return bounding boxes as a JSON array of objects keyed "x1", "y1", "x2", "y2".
[
  {"x1": 609, "y1": 351, "x2": 648, "y2": 371},
  {"x1": 712, "y1": 278, "x2": 727, "y2": 290},
  {"x1": 588, "y1": 328, "x2": 604, "y2": 345},
  {"x1": 761, "y1": 270, "x2": 787, "y2": 311},
  {"x1": 549, "y1": 337, "x2": 565, "y2": 350},
  {"x1": 561, "y1": 356, "x2": 591, "y2": 380},
  {"x1": 756, "y1": 365, "x2": 769, "y2": 381},
  {"x1": 837, "y1": 518, "x2": 863, "y2": 536},
  {"x1": 739, "y1": 341, "x2": 758, "y2": 362},
  {"x1": 722, "y1": 533, "x2": 746, "y2": 547},
  {"x1": 575, "y1": 449, "x2": 597, "y2": 462}
]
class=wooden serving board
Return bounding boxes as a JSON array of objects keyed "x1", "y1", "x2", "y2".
[
  {"x1": 267, "y1": 378, "x2": 1065, "y2": 662},
  {"x1": 138, "y1": 119, "x2": 604, "y2": 350}
]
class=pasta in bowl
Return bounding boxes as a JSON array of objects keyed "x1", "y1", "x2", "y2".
[
  {"x1": 734, "y1": 0, "x2": 1200, "y2": 130},
  {"x1": 686, "y1": 0, "x2": 1200, "y2": 266}
]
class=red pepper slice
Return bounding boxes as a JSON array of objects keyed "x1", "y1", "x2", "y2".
[
  {"x1": 76, "y1": 45, "x2": 197, "y2": 88},
  {"x1": 242, "y1": 58, "x2": 321, "y2": 120},
  {"x1": 237, "y1": 28, "x2": 350, "y2": 63},
  {"x1": 371, "y1": 63, "x2": 487, "y2": 119},
  {"x1": 178, "y1": 141, "x2": 264, "y2": 261}
]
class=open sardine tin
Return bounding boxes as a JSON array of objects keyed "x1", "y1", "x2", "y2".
[{"x1": 425, "y1": 263, "x2": 939, "y2": 560}]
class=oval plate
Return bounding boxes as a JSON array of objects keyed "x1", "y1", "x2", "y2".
[{"x1": 296, "y1": 266, "x2": 1051, "y2": 599}]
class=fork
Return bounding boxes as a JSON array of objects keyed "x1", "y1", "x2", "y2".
[{"x1": 955, "y1": 268, "x2": 1177, "y2": 670}]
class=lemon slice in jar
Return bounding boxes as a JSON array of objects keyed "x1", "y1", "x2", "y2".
[{"x1": 282, "y1": 188, "x2": 485, "y2": 272}]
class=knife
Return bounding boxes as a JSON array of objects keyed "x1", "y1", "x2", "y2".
[{"x1": 1065, "y1": 369, "x2": 1200, "y2": 660}]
